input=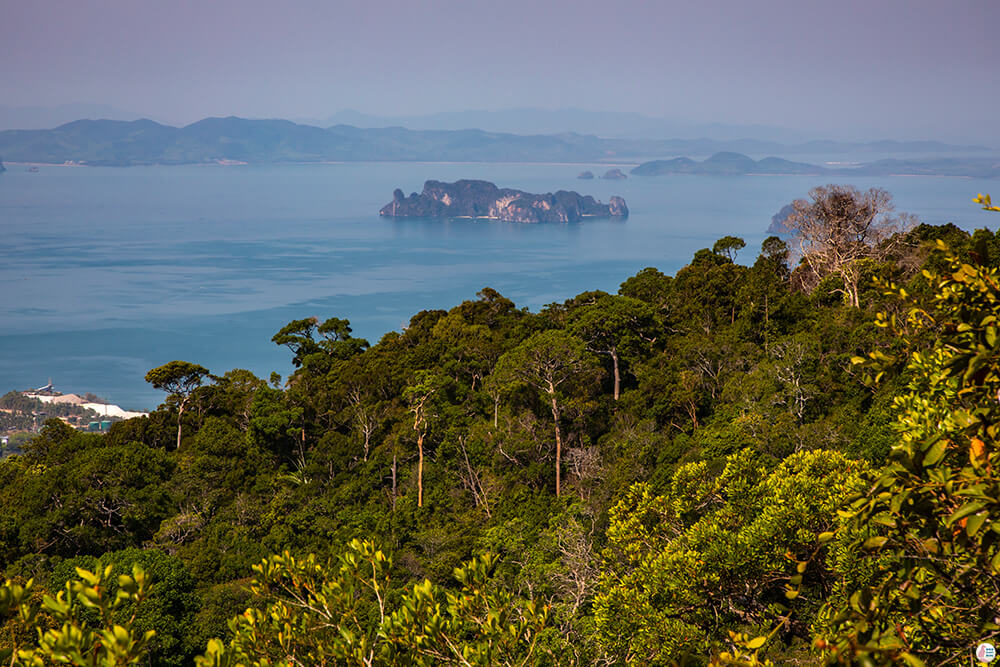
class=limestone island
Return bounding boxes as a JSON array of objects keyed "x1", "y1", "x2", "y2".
[{"x1": 380, "y1": 179, "x2": 628, "y2": 223}]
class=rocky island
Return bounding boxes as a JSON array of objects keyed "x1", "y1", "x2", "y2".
[
  {"x1": 767, "y1": 203, "x2": 796, "y2": 234},
  {"x1": 380, "y1": 179, "x2": 628, "y2": 223}
]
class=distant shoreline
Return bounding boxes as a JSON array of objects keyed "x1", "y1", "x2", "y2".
[{"x1": 2, "y1": 159, "x2": 992, "y2": 179}]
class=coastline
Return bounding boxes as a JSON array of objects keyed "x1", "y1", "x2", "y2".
[{"x1": 2, "y1": 159, "x2": 992, "y2": 179}]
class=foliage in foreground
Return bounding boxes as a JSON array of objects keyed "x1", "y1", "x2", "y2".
[
  {"x1": 198, "y1": 539, "x2": 546, "y2": 667},
  {"x1": 812, "y1": 242, "x2": 1000, "y2": 665},
  {"x1": 2, "y1": 541, "x2": 547, "y2": 667},
  {"x1": 1, "y1": 565, "x2": 154, "y2": 666},
  {"x1": 596, "y1": 449, "x2": 870, "y2": 664}
]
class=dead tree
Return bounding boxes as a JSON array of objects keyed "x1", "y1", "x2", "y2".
[{"x1": 784, "y1": 185, "x2": 915, "y2": 307}]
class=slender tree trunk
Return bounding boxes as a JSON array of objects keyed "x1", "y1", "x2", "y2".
[
  {"x1": 176, "y1": 407, "x2": 183, "y2": 451},
  {"x1": 610, "y1": 348, "x2": 620, "y2": 401},
  {"x1": 687, "y1": 402, "x2": 699, "y2": 430},
  {"x1": 417, "y1": 431, "x2": 424, "y2": 508},
  {"x1": 764, "y1": 292, "x2": 769, "y2": 347},
  {"x1": 549, "y1": 390, "x2": 563, "y2": 497},
  {"x1": 843, "y1": 271, "x2": 860, "y2": 308},
  {"x1": 391, "y1": 447, "x2": 397, "y2": 512}
]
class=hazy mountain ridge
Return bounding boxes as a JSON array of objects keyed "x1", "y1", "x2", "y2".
[
  {"x1": 632, "y1": 152, "x2": 1000, "y2": 179},
  {"x1": 309, "y1": 109, "x2": 995, "y2": 149},
  {"x1": 0, "y1": 116, "x2": 995, "y2": 169},
  {"x1": 632, "y1": 152, "x2": 823, "y2": 176},
  {"x1": 0, "y1": 117, "x2": 621, "y2": 165}
]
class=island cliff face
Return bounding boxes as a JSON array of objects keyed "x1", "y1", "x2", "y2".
[
  {"x1": 767, "y1": 203, "x2": 796, "y2": 234},
  {"x1": 380, "y1": 180, "x2": 628, "y2": 223}
]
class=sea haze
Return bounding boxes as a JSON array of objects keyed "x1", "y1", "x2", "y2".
[{"x1": 0, "y1": 163, "x2": 996, "y2": 409}]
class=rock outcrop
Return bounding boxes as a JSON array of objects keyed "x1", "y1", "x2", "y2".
[
  {"x1": 767, "y1": 203, "x2": 796, "y2": 234},
  {"x1": 602, "y1": 168, "x2": 627, "y2": 180},
  {"x1": 577, "y1": 170, "x2": 594, "y2": 179},
  {"x1": 609, "y1": 196, "x2": 629, "y2": 217},
  {"x1": 380, "y1": 180, "x2": 628, "y2": 223}
]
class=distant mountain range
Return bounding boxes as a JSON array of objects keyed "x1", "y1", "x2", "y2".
[
  {"x1": 0, "y1": 117, "x2": 630, "y2": 165},
  {"x1": 306, "y1": 109, "x2": 994, "y2": 149},
  {"x1": 631, "y1": 152, "x2": 1000, "y2": 179},
  {"x1": 632, "y1": 152, "x2": 822, "y2": 176},
  {"x1": 305, "y1": 108, "x2": 819, "y2": 143},
  {"x1": 0, "y1": 117, "x2": 996, "y2": 175}
]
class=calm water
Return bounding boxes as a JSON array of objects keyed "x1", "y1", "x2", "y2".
[{"x1": 1, "y1": 162, "x2": 996, "y2": 409}]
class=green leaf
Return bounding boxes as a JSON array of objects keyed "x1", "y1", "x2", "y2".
[
  {"x1": 966, "y1": 511, "x2": 988, "y2": 537},
  {"x1": 922, "y1": 438, "x2": 947, "y2": 466},
  {"x1": 75, "y1": 567, "x2": 101, "y2": 586},
  {"x1": 864, "y1": 536, "x2": 888, "y2": 549},
  {"x1": 899, "y1": 652, "x2": 926, "y2": 667},
  {"x1": 948, "y1": 501, "x2": 986, "y2": 525}
]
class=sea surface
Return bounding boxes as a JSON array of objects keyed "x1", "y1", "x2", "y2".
[{"x1": 1, "y1": 161, "x2": 997, "y2": 409}]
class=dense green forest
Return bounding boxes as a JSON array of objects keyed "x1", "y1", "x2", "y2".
[{"x1": 2, "y1": 187, "x2": 999, "y2": 665}]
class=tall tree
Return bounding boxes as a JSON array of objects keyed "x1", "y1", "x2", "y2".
[
  {"x1": 272, "y1": 316, "x2": 368, "y2": 369},
  {"x1": 492, "y1": 330, "x2": 599, "y2": 497},
  {"x1": 403, "y1": 371, "x2": 448, "y2": 508},
  {"x1": 145, "y1": 361, "x2": 210, "y2": 451},
  {"x1": 568, "y1": 293, "x2": 657, "y2": 401},
  {"x1": 712, "y1": 235, "x2": 746, "y2": 262}
]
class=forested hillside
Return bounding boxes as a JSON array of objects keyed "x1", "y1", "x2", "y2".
[{"x1": 2, "y1": 189, "x2": 999, "y2": 665}]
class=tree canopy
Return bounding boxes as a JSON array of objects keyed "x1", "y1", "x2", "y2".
[{"x1": 4, "y1": 197, "x2": 1000, "y2": 665}]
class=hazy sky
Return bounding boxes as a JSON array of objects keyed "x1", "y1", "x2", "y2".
[{"x1": 2, "y1": 0, "x2": 997, "y2": 140}]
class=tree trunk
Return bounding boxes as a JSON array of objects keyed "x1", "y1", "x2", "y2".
[
  {"x1": 391, "y1": 447, "x2": 397, "y2": 512},
  {"x1": 549, "y1": 391, "x2": 563, "y2": 497},
  {"x1": 843, "y1": 271, "x2": 860, "y2": 308},
  {"x1": 764, "y1": 292, "x2": 769, "y2": 346},
  {"x1": 610, "y1": 348, "x2": 620, "y2": 401},
  {"x1": 686, "y1": 401, "x2": 699, "y2": 431},
  {"x1": 417, "y1": 432, "x2": 424, "y2": 507},
  {"x1": 176, "y1": 402, "x2": 185, "y2": 451}
]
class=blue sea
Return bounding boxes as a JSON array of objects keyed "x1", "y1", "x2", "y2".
[{"x1": 1, "y1": 161, "x2": 996, "y2": 409}]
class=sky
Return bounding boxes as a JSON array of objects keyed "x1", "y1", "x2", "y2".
[{"x1": 2, "y1": 0, "x2": 997, "y2": 142}]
